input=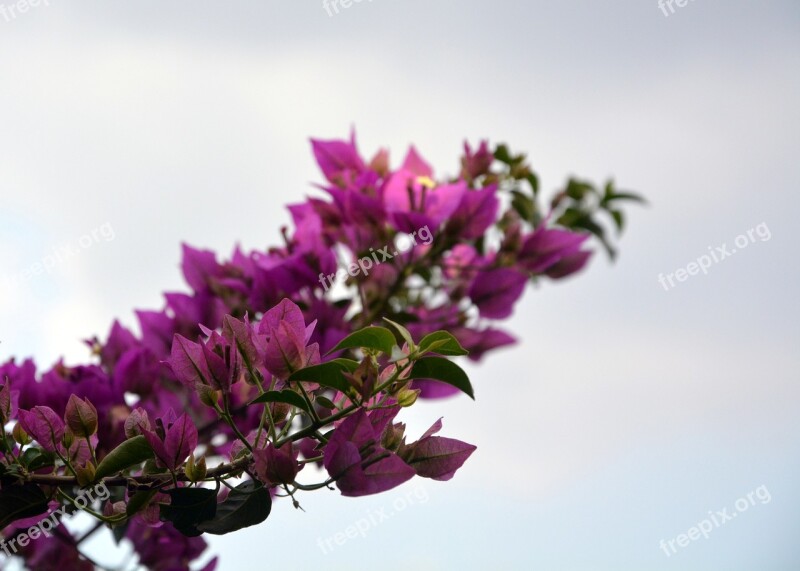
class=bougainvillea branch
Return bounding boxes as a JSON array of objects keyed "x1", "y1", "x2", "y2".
[{"x1": 0, "y1": 133, "x2": 641, "y2": 570}]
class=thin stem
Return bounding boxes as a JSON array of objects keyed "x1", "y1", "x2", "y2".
[
  {"x1": 298, "y1": 383, "x2": 321, "y2": 424},
  {"x1": 76, "y1": 520, "x2": 104, "y2": 546},
  {"x1": 291, "y1": 478, "x2": 334, "y2": 491},
  {"x1": 219, "y1": 395, "x2": 253, "y2": 453},
  {"x1": 56, "y1": 489, "x2": 119, "y2": 523}
]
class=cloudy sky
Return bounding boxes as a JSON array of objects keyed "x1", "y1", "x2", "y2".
[{"x1": 1, "y1": 1, "x2": 798, "y2": 570}]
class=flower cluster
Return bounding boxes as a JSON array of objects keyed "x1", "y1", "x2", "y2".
[{"x1": 0, "y1": 133, "x2": 640, "y2": 570}]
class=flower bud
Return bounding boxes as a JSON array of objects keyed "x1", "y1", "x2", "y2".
[
  {"x1": 62, "y1": 428, "x2": 75, "y2": 450},
  {"x1": 369, "y1": 148, "x2": 390, "y2": 176},
  {"x1": 0, "y1": 382, "x2": 12, "y2": 425},
  {"x1": 382, "y1": 422, "x2": 406, "y2": 451},
  {"x1": 75, "y1": 462, "x2": 96, "y2": 487},
  {"x1": 124, "y1": 408, "x2": 151, "y2": 439},
  {"x1": 65, "y1": 394, "x2": 98, "y2": 437},
  {"x1": 397, "y1": 389, "x2": 420, "y2": 408},
  {"x1": 12, "y1": 422, "x2": 30, "y2": 445},
  {"x1": 198, "y1": 386, "x2": 222, "y2": 408},
  {"x1": 270, "y1": 402, "x2": 291, "y2": 423},
  {"x1": 185, "y1": 454, "x2": 207, "y2": 482},
  {"x1": 344, "y1": 358, "x2": 378, "y2": 401}
]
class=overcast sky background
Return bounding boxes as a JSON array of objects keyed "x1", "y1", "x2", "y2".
[{"x1": 1, "y1": 1, "x2": 798, "y2": 570}]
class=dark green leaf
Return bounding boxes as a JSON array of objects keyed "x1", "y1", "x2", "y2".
[
  {"x1": 556, "y1": 210, "x2": 616, "y2": 260},
  {"x1": 525, "y1": 172, "x2": 540, "y2": 195},
  {"x1": 556, "y1": 206, "x2": 584, "y2": 227},
  {"x1": 160, "y1": 487, "x2": 217, "y2": 537},
  {"x1": 602, "y1": 179, "x2": 616, "y2": 200},
  {"x1": 249, "y1": 389, "x2": 311, "y2": 413},
  {"x1": 0, "y1": 483, "x2": 49, "y2": 530},
  {"x1": 510, "y1": 190, "x2": 536, "y2": 224},
  {"x1": 94, "y1": 436, "x2": 155, "y2": 481},
  {"x1": 197, "y1": 481, "x2": 271, "y2": 535},
  {"x1": 418, "y1": 332, "x2": 469, "y2": 356},
  {"x1": 288, "y1": 361, "x2": 355, "y2": 393},
  {"x1": 609, "y1": 192, "x2": 645, "y2": 203},
  {"x1": 20, "y1": 447, "x2": 55, "y2": 472},
  {"x1": 383, "y1": 318, "x2": 415, "y2": 349},
  {"x1": 315, "y1": 396, "x2": 337, "y2": 410},
  {"x1": 0, "y1": 464, "x2": 22, "y2": 485},
  {"x1": 408, "y1": 357, "x2": 475, "y2": 399},
  {"x1": 327, "y1": 327, "x2": 396, "y2": 355},
  {"x1": 565, "y1": 179, "x2": 595, "y2": 200},
  {"x1": 603, "y1": 191, "x2": 646, "y2": 205},
  {"x1": 572, "y1": 216, "x2": 616, "y2": 259},
  {"x1": 112, "y1": 522, "x2": 129, "y2": 544},
  {"x1": 494, "y1": 143, "x2": 513, "y2": 164},
  {"x1": 610, "y1": 209, "x2": 624, "y2": 232}
]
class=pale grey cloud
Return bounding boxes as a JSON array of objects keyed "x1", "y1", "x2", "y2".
[{"x1": 1, "y1": 1, "x2": 798, "y2": 569}]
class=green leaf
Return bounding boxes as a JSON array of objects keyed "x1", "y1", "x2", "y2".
[
  {"x1": 288, "y1": 360, "x2": 357, "y2": 393},
  {"x1": 418, "y1": 331, "x2": 469, "y2": 356},
  {"x1": 160, "y1": 487, "x2": 217, "y2": 537},
  {"x1": 556, "y1": 209, "x2": 616, "y2": 259},
  {"x1": 249, "y1": 389, "x2": 311, "y2": 413},
  {"x1": 94, "y1": 435, "x2": 155, "y2": 481},
  {"x1": 565, "y1": 179, "x2": 595, "y2": 200},
  {"x1": 327, "y1": 327, "x2": 396, "y2": 355},
  {"x1": 573, "y1": 216, "x2": 616, "y2": 259},
  {"x1": 494, "y1": 143, "x2": 513, "y2": 164},
  {"x1": 20, "y1": 447, "x2": 55, "y2": 472},
  {"x1": 383, "y1": 318, "x2": 415, "y2": 349},
  {"x1": 510, "y1": 189, "x2": 536, "y2": 224},
  {"x1": 408, "y1": 357, "x2": 475, "y2": 399},
  {"x1": 0, "y1": 483, "x2": 49, "y2": 530},
  {"x1": 555, "y1": 206, "x2": 584, "y2": 227},
  {"x1": 197, "y1": 481, "x2": 271, "y2": 535},
  {"x1": 0, "y1": 463, "x2": 22, "y2": 483},
  {"x1": 606, "y1": 191, "x2": 646, "y2": 203},
  {"x1": 389, "y1": 345, "x2": 410, "y2": 363},
  {"x1": 112, "y1": 522, "x2": 129, "y2": 545},
  {"x1": 610, "y1": 209, "x2": 624, "y2": 233},
  {"x1": 316, "y1": 396, "x2": 337, "y2": 410},
  {"x1": 526, "y1": 172, "x2": 540, "y2": 195}
]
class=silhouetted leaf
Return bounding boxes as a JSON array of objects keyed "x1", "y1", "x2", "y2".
[
  {"x1": 197, "y1": 481, "x2": 271, "y2": 535},
  {"x1": 160, "y1": 487, "x2": 217, "y2": 537},
  {"x1": 0, "y1": 483, "x2": 49, "y2": 530}
]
